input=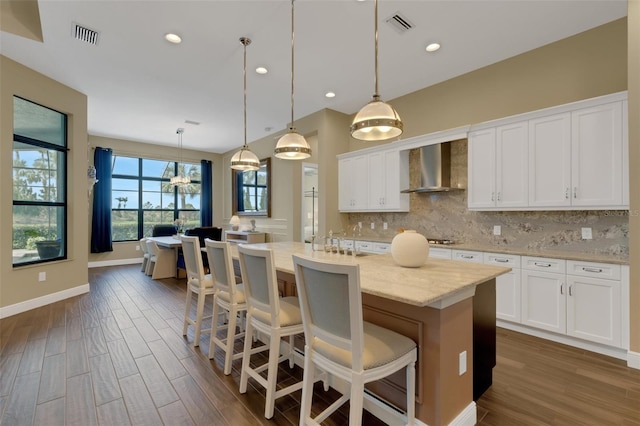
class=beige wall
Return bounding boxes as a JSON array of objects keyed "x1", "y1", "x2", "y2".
[
  {"x1": 220, "y1": 108, "x2": 352, "y2": 242},
  {"x1": 627, "y1": 0, "x2": 639, "y2": 354},
  {"x1": 1, "y1": 55, "x2": 88, "y2": 309},
  {"x1": 86, "y1": 135, "x2": 221, "y2": 264}
]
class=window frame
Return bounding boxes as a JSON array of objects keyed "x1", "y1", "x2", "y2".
[
  {"x1": 111, "y1": 156, "x2": 201, "y2": 242},
  {"x1": 232, "y1": 157, "x2": 271, "y2": 217},
  {"x1": 12, "y1": 96, "x2": 68, "y2": 267}
]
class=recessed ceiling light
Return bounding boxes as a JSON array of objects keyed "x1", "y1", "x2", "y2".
[
  {"x1": 165, "y1": 33, "x2": 182, "y2": 44},
  {"x1": 256, "y1": 67, "x2": 268, "y2": 75},
  {"x1": 426, "y1": 42, "x2": 441, "y2": 52},
  {"x1": 325, "y1": 92, "x2": 336, "y2": 98}
]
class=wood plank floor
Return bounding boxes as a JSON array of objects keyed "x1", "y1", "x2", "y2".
[{"x1": 1, "y1": 264, "x2": 639, "y2": 425}]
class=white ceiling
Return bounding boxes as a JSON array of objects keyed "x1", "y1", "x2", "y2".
[{"x1": 0, "y1": 0, "x2": 627, "y2": 154}]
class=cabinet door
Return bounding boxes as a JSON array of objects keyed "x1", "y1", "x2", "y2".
[
  {"x1": 528, "y1": 113, "x2": 571, "y2": 207},
  {"x1": 566, "y1": 275, "x2": 621, "y2": 347},
  {"x1": 468, "y1": 128, "x2": 496, "y2": 209},
  {"x1": 495, "y1": 270, "x2": 521, "y2": 322},
  {"x1": 338, "y1": 155, "x2": 367, "y2": 211},
  {"x1": 367, "y1": 151, "x2": 385, "y2": 209},
  {"x1": 496, "y1": 122, "x2": 528, "y2": 208},
  {"x1": 571, "y1": 102, "x2": 623, "y2": 207},
  {"x1": 622, "y1": 100, "x2": 629, "y2": 207},
  {"x1": 521, "y1": 269, "x2": 566, "y2": 334}
]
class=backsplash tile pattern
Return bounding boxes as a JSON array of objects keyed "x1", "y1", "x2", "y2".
[{"x1": 344, "y1": 140, "x2": 629, "y2": 258}]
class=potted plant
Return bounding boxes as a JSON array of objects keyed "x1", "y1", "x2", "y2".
[{"x1": 24, "y1": 229, "x2": 62, "y2": 259}]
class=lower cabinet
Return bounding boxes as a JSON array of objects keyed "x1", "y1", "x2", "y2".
[
  {"x1": 521, "y1": 257, "x2": 567, "y2": 333},
  {"x1": 484, "y1": 253, "x2": 521, "y2": 323}
]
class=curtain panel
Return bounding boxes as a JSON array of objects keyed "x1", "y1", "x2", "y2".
[
  {"x1": 91, "y1": 147, "x2": 113, "y2": 253},
  {"x1": 201, "y1": 159, "x2": 213, "y2": 227}
]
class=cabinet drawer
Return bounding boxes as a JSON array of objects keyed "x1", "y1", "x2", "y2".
[
  {"x1": 522, "y1": 256, "x2": 566, "y2": 273},
  {"x1": 567, "y1": 260, "x2": 621, "y2": 280},
  {"x1": 452, "y1": 250, "x2": 483, "y2": 263},
  {"x1": 429, "y1": 247, "x2": 452, "y2": 260},
  {"x1": 483, "y1": 252, "x2": 521, "y2": 267}
]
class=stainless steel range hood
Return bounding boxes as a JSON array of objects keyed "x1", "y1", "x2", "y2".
[{"x1": 401, "y1": 143, "x2": 460, "y2": 193}]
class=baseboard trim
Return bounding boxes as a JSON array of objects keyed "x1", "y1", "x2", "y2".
[
  {"x1": 88, "y1": 258, "x2": 142, "y2": 268},
  {"x1": 0, "y1": 283, "x2": 90, "y2": 319},
  {"x1": 497, "y1": 320, "x2": 627, "y2": 361},
  {"x1": 628, "y1": 351, "x2": 640, "y2": 370},
  {"x1": 450, "y1": 401, "x2": 477, "y2": 426}
]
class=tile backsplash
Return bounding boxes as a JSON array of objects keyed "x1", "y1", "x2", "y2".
[{"x1": 344, "y1": 140, "x2": 629, "y2": 258}]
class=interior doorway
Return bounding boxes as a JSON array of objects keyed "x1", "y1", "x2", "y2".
[{"x1": 301, "y1": 163, "x2": 318, "y2": 243}]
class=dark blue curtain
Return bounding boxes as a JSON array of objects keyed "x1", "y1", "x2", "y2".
[
  {"x1": 91, "y1": 147, "x2": 113, "y2": 253},
  {"x1": 200, "y1": 160, "x2": 213, "y2": 227}
]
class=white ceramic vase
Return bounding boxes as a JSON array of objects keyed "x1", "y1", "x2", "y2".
[{"x1": 391, "y1": 230, "x2": 429, "y2": 267}]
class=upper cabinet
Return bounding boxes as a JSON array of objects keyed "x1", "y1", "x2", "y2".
[
  {"x1": 469, "y1": 92, "x2": 628, "y2": 211},
  {"x1": 338, "y1": 148, "x2": 409, "y2": 212},
  {"x1": 468, "y1": 122, "x2": 528, "y2": 209}
]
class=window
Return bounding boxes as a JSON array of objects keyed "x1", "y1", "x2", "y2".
[
  {"x1": 12, "y1": 96, "x2": 67, "y2": 266},
  {"x1": 232, "y1": 158, "x2": 271, "y2": 217},
  {"x1": 111, "y1": 156, "x2": 201, "y2": 241}
]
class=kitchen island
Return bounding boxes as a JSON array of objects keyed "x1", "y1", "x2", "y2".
[{"x1": 231, "y1": 241, "x2": 510, "y2": 426}]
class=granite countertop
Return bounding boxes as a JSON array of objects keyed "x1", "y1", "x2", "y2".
[
  {"x1": 232, "y1": 241, "x2": 510, "y2": 308},
  {"x1": 344, "y1": 236, "x2": 629, "y2": 265}
]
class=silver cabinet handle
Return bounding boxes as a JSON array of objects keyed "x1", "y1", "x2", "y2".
[
  {"x1": 461, "y1": 254, "x2": 475, "y2": 259},
  {"x1": 573, "y1": 187, "x2": 577, "y2": 199},
  {"x1": 497, "y1": 192, "x2": 501, "y2": 201},
  {"x1": 569, "y1": 285, "x2": 573, "y2": 296},
  {"x1": 560, "y1": 284, "x2": 564, "y2": 295},
  {"x1": 565, "y1": 188, "x2": 569, "y2": 199},
  {"x1": 491, "y1": 192, "x2": 495, "y2": 202},
  {"x1": 494, "y1": 258, "x2": 509, "y2": 263},
  {"x1": 582, "y1": 267, "x2": 602, "y2": 273},
  {"x1": 534, "y1": 262, "x2": 552, "y2": 268}
]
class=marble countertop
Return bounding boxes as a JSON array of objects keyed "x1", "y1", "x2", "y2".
[{"x1": 232, "y1": 241, "x2": 510, "y2": 308}]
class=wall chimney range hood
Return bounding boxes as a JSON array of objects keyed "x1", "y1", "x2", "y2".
[{"x1": 401, "y1": 143, "x2": 460, "y2": 193}]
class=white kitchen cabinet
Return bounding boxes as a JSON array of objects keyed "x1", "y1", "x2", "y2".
[
  {"x1": 484, "y1": 253, "x2": 521, "y2": 323},
  {"x1": 566, "y1": 261, "x2": 622, "y2": 347},
  {"x1": 428, "y1": 247, "x2": 452, "y2": 260},
  {"x1": 521, "y1": 257, "x2": 567, "y2": 334},
  {"x1": 528, "y1": 113, "x2": 572, "y2": 207},
  {"x1": 452, "y1": 249, "x2": 483, "y2": 263},
  {"x1": 468, "y1": 122, "x2": 528, "y2": 210},
  {"x1": 570, "y1": 102, "x2": 623, "y2": 207},
  {"x1": 367, "y1": 149, "x2": 410, "y2": 211},
  {"x1": 338, "y1": 154, "x2": 368, "y2": 211}
]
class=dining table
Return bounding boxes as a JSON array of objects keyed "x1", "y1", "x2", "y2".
[{"x1": 147, "y1": 235, "x2": 183, "y2": 279}]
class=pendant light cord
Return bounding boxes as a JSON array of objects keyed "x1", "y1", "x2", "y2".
[
  {"x1": 374, "y1": 0, "x2": 379, "y2": 98},
  {"x1": 242, "y1": 38, "x2": 249, "y2": 149},
  {"x1": 290, "y1": 0, "x2": 295, "y2": 128}
]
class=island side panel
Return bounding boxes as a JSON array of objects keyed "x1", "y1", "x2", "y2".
[
  {"x1": 362, "y1": 293, "x2": 474, "y2": 426},
  {"x1": 473, "y1": 278, "x2": 496, "y2": 401}
]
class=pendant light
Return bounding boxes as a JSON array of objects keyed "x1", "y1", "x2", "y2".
[
  {"x1": 350, "y1": 0, "x2": 403, "y2": 141},
  {"x1": 231, "y1": 37, "x2": 261, "y2": 171},
  {"x1": 274, "y1": 0, "x2": 312, "y2": 160},
  {"x1": 170, "y1": 128, "x2": 191, "y2": 186}
]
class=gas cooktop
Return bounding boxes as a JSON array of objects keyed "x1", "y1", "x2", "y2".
[{"x1": 427, "y1": 238, "x2": 456, "y2": 245}]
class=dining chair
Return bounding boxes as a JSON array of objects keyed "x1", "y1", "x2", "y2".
[
  {"x1": 180, "y1": 235, "x2": 215, "y2": 347},
  {"x1": 145, "y1": 239, "x2": 158, "y2": 276},
  {"x1": 237, "y1": 245, "x2": 308, "y2": 419},
  {"x1": 139, "y1": 237, "x2": 149, "y2": 272},
  {"x1": 204, "y1": 238, "x2": 247, "y2": 375},
  {"x1": 292, "y1": 254, "x2": 417, "y2": 426}
]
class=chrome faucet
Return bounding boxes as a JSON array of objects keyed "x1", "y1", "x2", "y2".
[{"x1": 351, "y1": 224, "x2": 361, "y2": 256}]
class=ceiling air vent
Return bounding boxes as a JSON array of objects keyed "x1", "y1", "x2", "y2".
[
  {"x1": 73, "y1": 23, "x2": 100, "y2": 45},
  {"x1": 385, "y1": 13, "x2": 414, "y2": 34}
]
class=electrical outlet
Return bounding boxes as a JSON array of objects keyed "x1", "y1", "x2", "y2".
[
  {"x1": 38, "y1": 272, "x2": 46, "y2": 282},
  {"x1": 493, "y1": 225, "x2": 501, "y2": 236},
  {"x1": 358, "y1": 222, "x2": 362, "y2": 228},
  {"x1": 459, "y1": 351, "x2": 467, "y2": 375},
  {"x1": 581, "y1": 227, "x2": 593, "y2": 239},
  {"x1": 383, "y1": 222, "x2": 388, "y2": 230},
  {"x1": 135, "y1": 245, "x2": 140, "y2": 251},
  {"x1": 370, "y1": 222, "x2": 375, "y2": 230}
]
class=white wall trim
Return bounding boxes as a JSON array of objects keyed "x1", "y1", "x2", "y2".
[
  {"x1": 449, "y1": 401, "x2": 477, "y2": 426},
  {"x1": 88, "y1": 258, "x2": 142, "y2": 268},
  {"x1": 497, "y1": 321, "x2": 628, "y2": 360},
  {"x1": 628, "y1": 351, "x2": 640, "y2": 369},
  {"x1": 0, "y1": 283, "x2": 90, "y2": 319}
]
